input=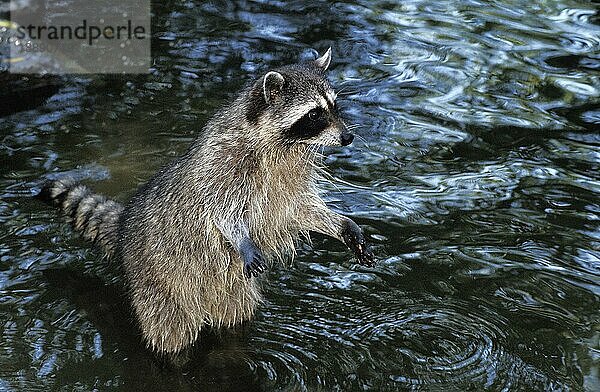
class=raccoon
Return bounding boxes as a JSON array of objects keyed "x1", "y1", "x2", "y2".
[{"x1": 40, "y1": 48, "x2": 374, "y2": 354}]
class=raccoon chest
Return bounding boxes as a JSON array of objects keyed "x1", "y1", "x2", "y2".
[{"x1": 247, "y1": 191, "x2": 301, "y2": 255}]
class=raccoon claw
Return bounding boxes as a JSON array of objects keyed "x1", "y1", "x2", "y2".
[
  {"x1": 342, "y1": 219, "x2": 375, "y2": 267},
  {"x1": 244, "y1": 253, "x2": 266, "y2": 278},
  {"x1": 240, "y1": 240, "x2": 267, "y2": 278},
  {"x1": 354, "y1": 243, "x2": 375, "y2": 267}
]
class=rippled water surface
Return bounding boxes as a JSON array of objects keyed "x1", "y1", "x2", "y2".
[{"x1": 1, "y1": 0, "x2": 599, "y2": 390}]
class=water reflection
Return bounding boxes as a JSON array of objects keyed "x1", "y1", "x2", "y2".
[{"x1": 1, "y1": 0, "x2": 599, "y2": 390}]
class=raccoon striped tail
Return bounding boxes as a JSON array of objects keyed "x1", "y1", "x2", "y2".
[{"x1": 38, "y1": 179, "x2": 123, "y2": 258}]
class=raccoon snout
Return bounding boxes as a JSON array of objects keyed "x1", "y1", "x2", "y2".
[{"x1": 340, "y1": 131, "x2": 354, "y2": 146}]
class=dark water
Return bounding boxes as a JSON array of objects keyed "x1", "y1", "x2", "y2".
[{"x1": 1, "y1": 0, "x2": 599, "y2": 390}]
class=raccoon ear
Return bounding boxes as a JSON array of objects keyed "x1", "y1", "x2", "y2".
[
  {"x1": 314, "y1": 47, "x2": 332, "y2": 71},
  {"x1": 263, "y1": 71, "x2": 285, "y2": 104}
]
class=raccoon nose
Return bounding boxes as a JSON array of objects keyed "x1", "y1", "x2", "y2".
[{"x1": 341, "y1": 131, "x2": 354, "y2": 146}]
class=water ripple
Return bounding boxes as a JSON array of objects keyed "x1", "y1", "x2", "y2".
[{"x1": 1, "y1": 0, "x2": 599, "y2": 390}]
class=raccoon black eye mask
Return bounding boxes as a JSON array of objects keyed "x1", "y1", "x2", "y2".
[
  {"x1": 288, "y1": 107, "x2": 329, "y2": 140},
  {"x1": 38, "y1": 48, "x2": 375, "y2": 354}
]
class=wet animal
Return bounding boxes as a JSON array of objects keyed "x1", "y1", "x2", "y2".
[{"x1": 40, "y1": 49, "x2": 375, "y2": 354}]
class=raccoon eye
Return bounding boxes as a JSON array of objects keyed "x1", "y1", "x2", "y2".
[{"x1": 308, "y1": 109, "x2": 320, "y2": 121}]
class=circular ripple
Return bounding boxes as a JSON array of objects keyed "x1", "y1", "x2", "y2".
[
  {"x1": 243, "y1": 280, "x2": 526, "y2": 390},
  {"x1": 345, "y1": 297, "x2": 509, "y2": 388}
]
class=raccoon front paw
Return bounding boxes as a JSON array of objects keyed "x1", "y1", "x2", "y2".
[
  {"x1": 342, "y1": 219, "x2": 375, "y2": 267},
  {"x1": 240, "y1": 239, "x2": 267, "y2": 278}
]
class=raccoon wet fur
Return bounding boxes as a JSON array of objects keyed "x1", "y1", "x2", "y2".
[{"x1": 39, "y1": 49, "x2": 375, "y2": 354}]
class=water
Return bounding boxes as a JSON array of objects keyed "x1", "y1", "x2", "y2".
[{"x1": 1, "y1": 0, "x2": 599, "y2": 390}]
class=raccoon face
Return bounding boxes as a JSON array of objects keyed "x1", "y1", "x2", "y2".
[
  {"x1": 285, "y1": 88, "x2": 354, "y2": 148},
  {"x1": 247, "y1": 48, "x2": 354, "y2": 148}
]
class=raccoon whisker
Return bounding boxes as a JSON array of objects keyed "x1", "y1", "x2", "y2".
[
  {"x1": 336, "y1": 86, "x2": 359, "y2": 96},
  {"x1": 353, "y1": 133, "x2": 370, "y2": 149},
  {"x1": 301, "y1": 149, "x2": 313, "y2": 171},
  {"x1": 346, "y1": 123, "x2": 363, "y2": 129},
  {"x1": 312, "y1": 144, "x2": 323, "y2": 169},
  {"x1": 300, "y1": 143, "x2": 320, "y2": 172},
  {"x1": 304, "y1": 149, "x2": 315, "y2": 172},
  {"x1": 294, "y1": 145, "x2": 311, "y2": 170},
  {"x1": 303, "y1": 144, "x2": 318, "y2": 172},
  {"x1": 336, "y1": 89, "x2": 360, "y2": 97},
  {"x1": 334, "y1": 86, "x2": 347, "y2": 97},
  {"x1": 318, "y1": 169, "x2": 345, "y2": 198},
  {"x1": 311, "y1": 145, "x2": 325, "y2": 172},
  {"x1": 318, "y1": 145, "x2": 326, "y2": 166}
]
